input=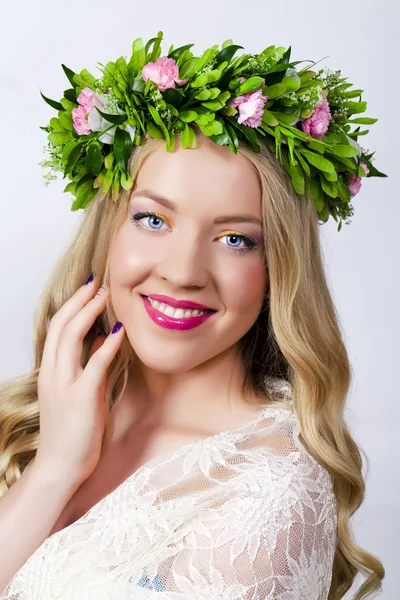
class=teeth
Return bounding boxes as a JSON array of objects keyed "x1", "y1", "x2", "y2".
[{"x1": 147, "y1": 297, "x2": 209, "y2": 319}]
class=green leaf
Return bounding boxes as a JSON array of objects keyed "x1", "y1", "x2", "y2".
[
  {"x1": 60, "y1": 97, "x2": 78, "y2": 111},
  {"x1": 71, "y1": 179, "x2": 97, "y2": 211},
  {"x1": 148, "y1": 105, "x2": 170, "y2": 143},
  {"x1": 342, "y1": 89, "x2": 363, "y2": 98},
  {"x1": 323, "y1": 169, "x2": 338, "y2": 182},
  {"x1": 225, "y1": 122, "x2": 239, "y2": 154},
  {"x1": 198, "y1": 120, "x2": 223, "y2": 136},
  {"x1": 310, "y1": 177, "x2": 325, "y2": 213},
  {"x1": 236, "y1": 76, "x2": 264, "y2": 95},
  {"x1": 302, "y1": 150, "x2": 335, "y2": 173},
  {"x1": 195, "y1": 113, "x2": 215, "y2": 126},
  {"x1": 287, "y1": 136, "x2": 297, "y2": 167},
  {"x1": 111, "y1": 170, "x2": 120, "y2": 202},
  {"x1": 65, "y1": 143, "x2": 84, "y2": 175},
  {"x1": 181, "y1": 123, "x2": 191, "y2": 149},
  {"x1": 63, "y1": 180, "x2": 78, "y2": 194},
  {"x1": 288, "y1": 162, "x2": 305, "y2": 194},
  {"x1": 62, "y1": 140, "x2": 80, "y2": 162},
  {"x1": 180, "y1": 110, "x2": 198, "y2": 122},
  {"x1": 121, "y1": 170, "x2": 133, "y2": 190},
  {"x1": 337, "y1": 176, "x2": 351, "y2": 201},
  {"x1": 195, "y1": 89, "x2": 212, "y2": 101},
  {"x1": 214, "y1": 44, "x2": 244, "y2": 66},
  {"x1": 147, "y1": 120, "x2": 164, "y2": 139},
  {"x1": 104, "y1": 153, "x2": 115, "y2": 169},
  {"x1": 48, "y1": 132, "x2": 73, "y2": 146},
  {"x1": 114, "y1": 127, "x2": 132, "y2": 172},
  {"x1": 179, "y1": 57, "x2": 200, "y2": 79},
  {"x1": 306, "y1": 139, "x2": 327, "y2": 153},
  {"x1": 40, "y1": 90, "x2": 63, "y2": 111},
  {"x1": 263, "y1": 83, "x2": 287, "y2": 99},
  {"x1": 275, "y1": 126, "x2": 282, "y2": 159},
  {"x1": 128, "y1": 38, "x2": 146, "y2": 74},
  {"x1": 261, "y1": 110, "x2": 279, "y2": 127},
  {"x1": 86, "y1": 141, "x2": 103, "y2": 175},
  {"x1": 145, "y1": 32, "x2": 163, "y2": 62},
  {"x1": 168, "y1": 43, "x2": 195, "y2": 63},
  {"x1": 58, "y1": 111, "x2": 74, "y2": 131},
  {"x1": 345, "y1": 101, "x2": 367, "y2": 114},
  {"x1": 319, "y1": 173, "x2": 339, "y2": 198},
  {"x1": 347, "y1": 117, "x2": 378, "y2": 124},
  {"x1": 63, "y1": 88, "x2": 78, "y2": 104},
  {"x1": 50, "y1": 117, "x2": 67, "y2": 132},
  {"x1": 230, "y1": 120, "x2": 261, "y2": 152},
  {"x1": 281, "y1": 68, "x2": 301, "y2": 92},
  {"x1": 79, "y1": 68, "x2": 97, "y2": 88},
  {"x1": 93, "y1": 106, "x2": 127, "y2": 125},
  {"x1": 293, "y1": 149, "x2": 310, "y2": 177},
  {"x1": 328, "y1": 144, "x2": 359, "y2": 158},
  {"x1": 61, "y1": 64, "x2": 77, "y2": 88},
  {"x1": 270, "y1": 111, "x2": 298, "y2": 125},
  {"x1": 99, "y1": 167, "x2": 114, "y2": 199},
  {"x1": 200, "y1": 100, "x2": 223, "y2": 110},
  {"x1": 163, "y1": 87, "x2": 185, "y2": 108}
]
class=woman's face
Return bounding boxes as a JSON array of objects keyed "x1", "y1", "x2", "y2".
[{"x1": 108, "y1": 135, "x2": 267, "y2": 374}]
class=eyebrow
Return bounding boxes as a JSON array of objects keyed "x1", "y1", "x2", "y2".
[{"x1": 130, "y1": 189, "x2": 262, "y2": 226}]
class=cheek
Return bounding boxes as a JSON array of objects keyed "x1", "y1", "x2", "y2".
[
  {"x1": 218, "y1": 260, "x2": 267, "y2": 311},
  {"x1": 108, "y1": 225, "x2": 149, "y2": 282}
]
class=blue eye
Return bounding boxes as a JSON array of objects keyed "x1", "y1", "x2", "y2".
[{"x1": 130, "y1": 211, "x2": 258, "y2": 253}]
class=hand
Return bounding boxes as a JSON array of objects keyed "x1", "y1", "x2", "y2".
[{"x1": 35, "y1": 275, "x2": 125, "y2": 485}]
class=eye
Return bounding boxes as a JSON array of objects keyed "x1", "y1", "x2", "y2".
[{"x1": 130, "y1": 211, "x2": 258, "y2": 253}]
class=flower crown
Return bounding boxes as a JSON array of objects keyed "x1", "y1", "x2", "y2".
[{"x1": 39, "y1": 31, "x2": 387, "y2": 231}]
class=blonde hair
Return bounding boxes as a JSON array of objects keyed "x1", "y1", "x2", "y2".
[{"x1": 0, "y1": 124, "x2": 384, "y2": 598}]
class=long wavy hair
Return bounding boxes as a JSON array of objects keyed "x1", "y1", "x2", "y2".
[{"x1": 0, "y1": 124, "x2": 384, "y2": 598}]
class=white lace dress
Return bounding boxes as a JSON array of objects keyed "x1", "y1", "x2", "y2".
[{"x1": 0, "y1": 382, "x2": 337, "y2": 599}]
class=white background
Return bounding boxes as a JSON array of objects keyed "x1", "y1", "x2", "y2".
[{"x1": 0, "y1": 1, "x2": 398, "y2": 597}]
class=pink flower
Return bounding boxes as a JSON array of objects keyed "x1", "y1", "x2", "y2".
[
  {"x1": 228, "y1": 78, "x2": 268, "y2": 128},
  {"x1": 141, "y1": 56, "x2": 188, "y2": 92},
  {"x1": 72, "y1": 86, "x2": 106, "y2": 136},
  {"x1": 76, "y1": 87, "x2": 98, "y2": 112},
  {"x1": 301, "y1": 97, "x2": 332, "y2": 141},
  {"x1": 347, "y1": 161, "x2": 370, "y2": 197},
  {"x1": 72, "y1": 104, "x2": 91, "y2": 135}
]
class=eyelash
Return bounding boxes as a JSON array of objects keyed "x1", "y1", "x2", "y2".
[{"x1": 130, "y1": 211, "x2": 258, "y2": 253}]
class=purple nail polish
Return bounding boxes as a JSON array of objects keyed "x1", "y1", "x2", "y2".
[
  {"x1": 111, "y1": 321, "x2": 123, "y2": 334},
  {"x1": 85, "y1": 272, "x2": 94, "y2": 285}
]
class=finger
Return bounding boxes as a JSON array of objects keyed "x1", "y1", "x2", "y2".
[
  {"x1": 55, "y1": 290, "x2": 110, "y2": 385},
  {"x1": 79, "y1": 323, "x2": 125, "y2": 393},
  {"x1": 40, "y1": 275, "x2": 102, "y2": 376}
]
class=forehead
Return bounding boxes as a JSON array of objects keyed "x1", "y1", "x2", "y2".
[{"x1": 132, "y1": 138, "x2": 262, "y2": 214}]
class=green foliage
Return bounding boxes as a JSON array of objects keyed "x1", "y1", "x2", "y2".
[{"x1": 39, "y1": 30, "x2": 386, "y2": 230}]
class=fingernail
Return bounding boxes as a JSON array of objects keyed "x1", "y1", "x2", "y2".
[
  {"x1": 85, "y1": 272, "x2": 95, "y2": 285},
  {"x1": 95, "y1": 283, "x2": 106, "y2": 298},
  {"x1": 111, "y1": 321, "x2": 123, "y2": 334}
]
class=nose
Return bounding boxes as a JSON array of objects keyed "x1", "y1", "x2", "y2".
[{"x1": 153, "y1": 228, "x2": 210, "y2": 289}]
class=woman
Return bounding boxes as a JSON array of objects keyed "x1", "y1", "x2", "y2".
[{"x1": 0, "y1": 35, "x2": 385, "y2": 599}]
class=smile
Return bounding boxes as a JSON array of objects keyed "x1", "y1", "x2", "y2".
[{"x1": 141, "y1": 295, "x2": 217, "y2": 331}]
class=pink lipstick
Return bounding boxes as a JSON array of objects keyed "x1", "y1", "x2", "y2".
[{"x1": 141, "y1": 295, "x2": 217, "y2": 331}]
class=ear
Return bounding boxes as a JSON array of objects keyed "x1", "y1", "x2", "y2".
[{"x1": 88, "y1": 335, "x2": 107, "y2": 360}]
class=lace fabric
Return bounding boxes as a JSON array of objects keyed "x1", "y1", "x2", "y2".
[{"x1": 1, "y1": 381, "x2": 337, "y2": 599}]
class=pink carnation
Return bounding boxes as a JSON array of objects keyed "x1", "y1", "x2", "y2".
[
  {"x1": 72, "y1": 104, "x2": 91, "y2": 135},
  {"x1": 76, "y1": 87, "x2": 98, "y2": 112},
  {"x1": 228, "y1": 78, "x2": 268, "y2": 128},
  {"x1": 72, "y1": 86, "x2": 105, "y2": 135},
  {"x1": 142, "y1": 56, "x2": 188, "y2": 92},
  {"x1": 347, "y1": 161, "x2": 370, "y2": 197},
  {"x1": 301, "y1": 97, "x2": 332, "y2": 141}
]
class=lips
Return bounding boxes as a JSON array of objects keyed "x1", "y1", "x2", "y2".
[
  {"x1": 141, "y1": 294, "x2": 217, "y2": 331},
  {"x1": 140, "y1": 294, "x2": 216, "y2": 312}
]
